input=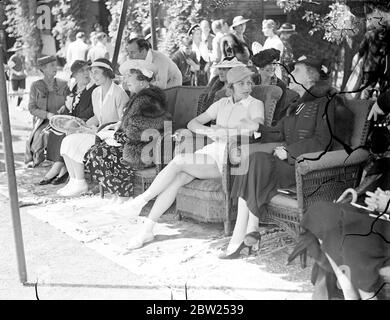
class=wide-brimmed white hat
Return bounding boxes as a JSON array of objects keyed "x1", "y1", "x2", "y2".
[
  {"x1": 119, "y1": 59, "x2": 157, "y2": 78},
  {"x1": 231, "y1": 16, "x2": 250, "y2": 28},
  {"x1": 213, "y1": 57, "x2": 245, "y2": 69}
]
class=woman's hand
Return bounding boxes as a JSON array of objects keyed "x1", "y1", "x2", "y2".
[
  {"x1": 364, "y1": 188, "x2": 390, "y2": 212},
  {"x1": 273, "y1": 146, "x2": 288, "y2": 160},
  {"x1": 367, "y1": 102, "x2": 385, "y2": 121}
]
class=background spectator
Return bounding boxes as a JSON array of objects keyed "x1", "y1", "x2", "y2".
[{"x1": 125, "y1": 38, "x2": 182, "y2": 89}]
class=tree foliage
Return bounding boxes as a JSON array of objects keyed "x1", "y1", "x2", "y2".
[
  {"x1": 52, "y1": 0, "x2": 88, "y2": 47},
  {"x1": 5, "y1": 0, "x2": 41, "y2": 67}
]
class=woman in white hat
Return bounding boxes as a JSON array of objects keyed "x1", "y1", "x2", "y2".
[
  {"x1": 231, "y1": 16, "x2": 251, "y2": 44},
  {"x1": 58, "y1": 58, "x2": 129, "y2": 197},
  {"x1": 83, "y1": 59, "x2": 171, "y2": 203},
  {"x1": 119, "y1": 66, "x2": 265, "y2": 249}
]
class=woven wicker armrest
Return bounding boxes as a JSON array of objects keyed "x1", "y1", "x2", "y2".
[{"x1": 295, "y1": 149, "x2": 370, "y2": 176}]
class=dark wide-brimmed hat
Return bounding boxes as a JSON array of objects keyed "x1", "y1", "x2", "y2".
[
  {"x1": 292, "y1": 55, "x2": 331, "y2": 79},
  {"x1": 277, "y1": 23, "x2": 296, "y2": 33},
  {"x1": 187, "y1": 24, "x2": 200, "y2": 36},
  {"x1": 71, "y1": 60, "x2": 90, "y2": 78},
  {"x1": 37, "y1": 55, "x2": 57, "y2": 68},
  {"x1": 252, "y1": 48, "x2": 281, "y2": 68}
]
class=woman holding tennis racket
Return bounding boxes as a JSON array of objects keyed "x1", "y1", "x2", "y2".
[{"x1": 58, "y1": 58, "x2": 129, "y2": 197}]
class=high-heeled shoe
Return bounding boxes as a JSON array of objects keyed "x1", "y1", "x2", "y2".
[
  {"x1": 218, "y1": 241, "x2": 253, "y2": 260},
  {"x1": 52, "y1": 172, "x2": 69, "y2": 185},
  {"x1": 244, "y1": 231, "x2": 261, "y2": 252},
  {"x1": 38, "y1": 175, "x2": 57, "y2": 185}
]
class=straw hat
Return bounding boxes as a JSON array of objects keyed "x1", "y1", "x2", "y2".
[{"x1": 231, "y1": 16, "x2": 250, "y2": 28}]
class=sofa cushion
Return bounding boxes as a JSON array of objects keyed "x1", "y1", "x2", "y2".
[
  {"x1": 178, "y1": 179, "x2": 225, "y2": 201},
  {"x1": 134, "y1": 167, "x2": 157, "y2": 179},
  {"x1": 269, "y1": 194, "x2": 299, "y2": 209}
]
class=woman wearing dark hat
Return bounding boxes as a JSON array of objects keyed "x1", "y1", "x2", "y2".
[
  {"x1": 39, "y1": 60, "x2": 97, "y2": 186},
  {"x1": 221, "y1": 56, "x2": 339, "y2": 259},
  {"x1": 58, "y1": 58, "x2": 129, "y2": 197},
  {"x1": 25, "y1": 55, "x2": 69, "y2": 171},
  {"x1": 252, "y1": 48, "x2": 290, "y2": 125},
  {"x1": 277, "y1": 23, "x2": 296, "y2": 84},
  {"x1": 118, "y1": 66, "x2": 264, "y2": 249},
  {"x1": 188, "y1": 24, "x2": 210, "y2": 86},
  {"x1": 83, "y1": 59, "x2": 171, "y2": 203}
]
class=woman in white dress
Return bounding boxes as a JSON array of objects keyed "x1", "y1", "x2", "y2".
[
  {"x1": 58, "y1": 58, "x2": 129, "y2": 197},
  {"x1": 262, "y1": 19, "x2": 284, "y2": 79},
  {"x1": 120, "y1": 66, "x2": 265, "y2": 249}
]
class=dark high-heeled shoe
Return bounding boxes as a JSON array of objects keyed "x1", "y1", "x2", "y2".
[
  {"x1": 52, "y1": 172, "x2": 69, "y2": 185},
  {"x1": 218, "y1": 241, "x2": 253, "y2": 260},
  {"x1": 38, "y1": 175, "x2": 57, "y2": 185}
]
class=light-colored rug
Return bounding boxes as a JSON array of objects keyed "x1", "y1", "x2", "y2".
[{"x1": 25, "y1": 196, "x2": 312, "y2": 299}]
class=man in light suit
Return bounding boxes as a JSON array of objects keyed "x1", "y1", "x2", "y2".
[{"x1": 125, "y1": 38, "x2": 182, "y2": 89}]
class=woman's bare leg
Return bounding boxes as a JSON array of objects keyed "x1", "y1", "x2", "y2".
[
  {"x1": 44, "y1": 161, "x2": 64, "y2": 179},
  {"x1": 226, "y1": 197, "x2": 250, "y2": 254},
  {"x1": 127, "y1": 154, "x2": 220, "y2": 249},
  {"x1": 246, "y1": 211, "x2": 259, "y2": 234},
  {"x1": 122, "y1": 153, "x2": 220, "y2": 215}
]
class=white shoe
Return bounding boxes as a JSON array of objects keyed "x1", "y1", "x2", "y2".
[
  {"x1": 118, "y1": 196, "x2": 147, "y2": 218},
  {"x1": 56, "y1": 180, "x2": 75, "y2": 196},
  {"x1": 127, "y1": 231, "x2": 155, "y2": 250},
  {"x1": 59, "y1": 179, "x2": 88, "y2": 197}
]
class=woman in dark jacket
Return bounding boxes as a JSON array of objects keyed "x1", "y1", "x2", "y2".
[
  {"x1": 84, "y1": 60, "x2": 171, "y2": 202},
  {"x1": 40, "y1": 60, "x2": 96, "y2": 185},
  {"x1": 221, "y1": 56, "x2": 336, "y2": 258},
  {"x1": 287, "y1": 88, "x2": 390, "y2": 300}
]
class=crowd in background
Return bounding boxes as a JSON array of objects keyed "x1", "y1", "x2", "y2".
[{"x1": 4, "y1": 12, "x2": 390, "y2": 301}]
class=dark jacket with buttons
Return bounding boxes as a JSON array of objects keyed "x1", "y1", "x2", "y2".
[{"x1": 258, "y1": 82, "x2": 351, "y2": 165}]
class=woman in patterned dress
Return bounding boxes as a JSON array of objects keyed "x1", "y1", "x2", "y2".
[{"x1": 84, "y1": 59, "x2": 171, "y2": 203}]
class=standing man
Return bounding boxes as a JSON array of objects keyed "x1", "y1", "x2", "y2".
[
  {"x1": 171, "y1": 36, "x2": 199, "y2": 86},
  {"x1": 124, "y1": 38, "x2": 182, "y2": 89},
  {"x1": 231, "y1": 15, "x2": 251, "y2": 44},
  {"x1": 87, "y1": 32, "x2": 110, "y2": 62},
  {"x1": 66, "y1": 32, "x2": 89, "y2": 68},
  {"x1": 7, "y1": 41, "x2": 26, "y2": 109},
  {"x1": 200, "y1": 20, "x2": 214, "y2": 53}
]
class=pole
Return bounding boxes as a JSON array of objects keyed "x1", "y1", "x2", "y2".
[
  {"x1": 111, "y1": 0, "x2": 130, "y2": 71},
  {"x1": 0, "y1": 46, "x2": 27, "y2": 284},
  {"x1": 149, "y1": 0, "x2": 157, "y2": 50}
]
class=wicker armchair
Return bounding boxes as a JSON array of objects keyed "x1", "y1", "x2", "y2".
[
  {"x1": 175, "y1": 85, "x2": 283, "y2": 234},
  {"x1": 224, "y1": 98, "x2": 374, "y2": 238}
]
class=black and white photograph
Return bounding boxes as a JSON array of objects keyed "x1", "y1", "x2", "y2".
[{"x1": 0, "y1": 0, "x2": 389, "y2": 305}]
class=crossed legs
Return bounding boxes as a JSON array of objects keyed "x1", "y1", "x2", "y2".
[{"x1": 123, "y1": 153, "x2": 221, "y2": 248}]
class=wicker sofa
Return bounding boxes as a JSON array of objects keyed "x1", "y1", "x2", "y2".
[
  {"x1": 175, "y1": 96, "x2": 373, "y2": 236},
  {"x1": 175, "y1": 85, "x2": 283, "y2": 234}
]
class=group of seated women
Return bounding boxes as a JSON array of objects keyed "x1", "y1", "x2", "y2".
[{"x1": 26, "y1": 49, "x2": 389, "y2": 300}]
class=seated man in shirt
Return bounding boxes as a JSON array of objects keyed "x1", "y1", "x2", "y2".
[{"x1": 124, "y1": 37, "x2": 182, "y2": 89}]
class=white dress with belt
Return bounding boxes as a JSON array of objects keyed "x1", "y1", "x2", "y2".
[
  {"x1": 60, "y1": 82, "x2": 129, "y2": 163},
  {"x1": 195, "y1": 95, "x2": 264, "y2": 173}
]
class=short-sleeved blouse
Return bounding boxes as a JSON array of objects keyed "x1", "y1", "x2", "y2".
[{"x1": 205, "y1": 95, "x2": 264, "y2": 128}]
